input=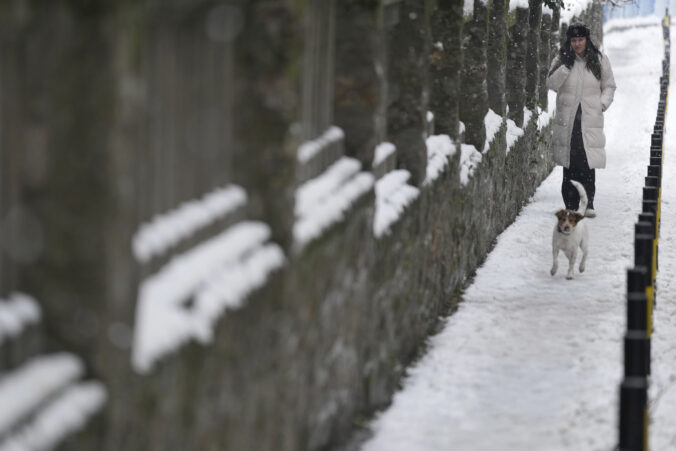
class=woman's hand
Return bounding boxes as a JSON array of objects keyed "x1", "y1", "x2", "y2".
[{"x1": 559, "y1": 46, "x2": 575, "y2": 68}]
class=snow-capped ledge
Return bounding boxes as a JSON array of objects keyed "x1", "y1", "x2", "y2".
[
  {"x1": 425, "y1": 134, "x2": 458, "y2": 186},
  {"x1": 0, "y1": 293, "x2": 41, "y2": 345},
  {"x1": 505, "y1": 119, "x2": 525, "y2": 154},
  {"x1": 132, "y1": 185, "x2": 247, "y2": 263},
  {"x1": 538, "y1": 90, "x2": 558, "y2": 131},
  {"x1": 0, "y1": 380, "x2": 106, "y2": 451},
  {"x1": 373, "y1": 142, "x2": 396, "y2": 168},
  {"x1": 294, "y1": 157, "x2": 374, "y2": 250},
  {"x1": 132, "y1": 221, "x2": 286, "y2": 373},
  {"x1": 484, "y1": 109, "x2": 504, "y2": 153},
  {"x1": 297, "y1": 126, "x2": 344, "y2": 164},
  {"x1": 374, "y1": 170, "x2": 420, "y2": 238},
  {"x1": 460, "y1": 144, "x2": 483, "y2": 186}
]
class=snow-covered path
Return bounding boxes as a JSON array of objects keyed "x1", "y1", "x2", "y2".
[{"x1": 362, "y1": 18, "x2": 669, "y2": 451}]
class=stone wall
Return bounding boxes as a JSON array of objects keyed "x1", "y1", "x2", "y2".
[{"x1": 0, "y1": 0, "x2": 602, "y2": 450}]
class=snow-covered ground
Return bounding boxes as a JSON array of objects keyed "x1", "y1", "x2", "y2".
[{"x1": 361, "y1": 17, "x2": 671, "y2": 451}]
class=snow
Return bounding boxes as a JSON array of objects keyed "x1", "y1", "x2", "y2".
[
  {"x1": 537, "y1": 91, "x2": 559, "y2": 131},
  {"x1": 425, "y1": 134, "x2": 457, "y2": 185},
  {"x1": 132, "y1": 221, "x2": 286, "y2": 373},
  {"x1": 294, "y1": 156, "x2": 375, "y2": 249},
  {"x1": 0, "y1": 293, "x2": 40, "y2": 345},
  {"x1": 459, "y1": 144, "x2": 483, "y2": 186},
  {"x1": 373, "y1": 142, "x2": 396, "y2": 167},
  {"x1": 523, "y1": 107, "x2": 533, "y2": 127},
  {"x1": 374, "y1": 170, "x2": 420, "y2": 238},
  {"x1": 559, "y1": 0, "x2": 594, "y2": 24},
  {"x1": 506, "y1": 0, "x2": 590, "y2": 21},
  {"x1": 362, "y1": 18, "x2": 665, "y2": 451},
  {"x1": 505, "y1": 118, "x2": 525, "y2": 153},
  {"x1": 297, "y1": 126, "x2": 344, "y2": 163},
  {"x1": 464, "y1": 0, "x2": 489, "y2": 15},
  {"x1": 463, "y1": 0, "x2": 473, "y2": 16},
  {"x1": 132, "y1": 185, "x2": 247, "y2": 263},
  {"x1": 0, "y1": 381, "x2": 106, "y2": 451},
  {"x1": 483, "y1": 109, "x2": 503, "y2": 153},
  {"x1": 605, "y1": 16, "x2": 662, "y2": 34},
  {"x1": 508, "y1": 0, "x2": 529, "y2": 11},
  {"x1": 0, "y1": 354, "x2": 83, "y2": 435}
]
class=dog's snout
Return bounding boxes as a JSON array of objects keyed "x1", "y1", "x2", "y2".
[{"x1": 563, "y1": 225, "x2": 570, "y2": 232}]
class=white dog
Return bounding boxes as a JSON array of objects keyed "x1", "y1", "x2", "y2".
[{"x1": 551, "y1": 180, "x2": 589, "y2": 280}]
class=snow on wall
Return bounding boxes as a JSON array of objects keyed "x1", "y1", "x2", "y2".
[
  {"x1": 373, "y1": 142, "x2": 396, "y2": 168},
  {"x1": 0, "y1": 381, "x2": 106, "y2": 451},
  {"x1": 560, "y1": 0, "x2": 594, "y2": 23},
  {"x1": 509, "y1": 0, "x2": 529, "y2": 11},
  {"x1": 464, "y1": 0, "x2": 489, "y2": 15},
  {"x1": 463, "y1": 0, "x2": 473, "y2": 15},
  {"x1": 294, "y1": 157, "x2": 375, "y2": 249},
  {"x1": 507, "y1": 0, "x2": 589, "y2": 20},
  {"x1": 374, "y1": 170, "x2": 420, "y2": 238},
  {"x1": 505, "y1": 119, "x2": 525, "y2": 154},
  {"x1": 425, "y1": 134, "x2": 458, "y2": 186},
  {"x1": 538, "y1": 90, "x2": 559, "y2": 131},
  {"x1": 0, "y1": 354, "x2": 83, "y2": 435},
  {"x1": 297, "y1": 126, "x2": 345, "y2": 163},
  {"x1": 0, "y1": 293, "x2": 40, "y2": 346},
  {"x1": 460, "y1": 144, "x2": 483, "y2": 186},
  {"x1": 132, "y1": 185, "x2": 247, "y2": 263},
  {"x1": 484, "y1": 109, "x2": 503, "y2": 153},
  {"x1": 132, "y1": 221, "x2": 286, "y2": 373}
]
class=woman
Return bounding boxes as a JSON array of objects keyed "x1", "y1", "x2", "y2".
[{"x1": 547, "y1": 22, "x2": 616, "y2": 218}]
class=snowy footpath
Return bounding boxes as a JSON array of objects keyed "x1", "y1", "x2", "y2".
[{"x1": 362, "y1": 18, "x2": 675, "y2": 451}]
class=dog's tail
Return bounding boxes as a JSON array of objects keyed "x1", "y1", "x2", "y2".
[{"x1": 570, "y1": 180, "x2": 588, "y2": 215}]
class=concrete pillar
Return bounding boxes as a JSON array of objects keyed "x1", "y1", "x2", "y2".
[
  {"x1": 487, "y1": 0, "x2": 508, "y2": 115},
  {"x1": 459, "y1": 0, "x2": 489, "y2": 149},
  {"x1": 506, "y1": 7, "x2": 529, "y2": 127},
  {"x1": 539, "y1": 12, "x2": 552, "y2": 110},
  {"x1": 525, "y1": 0, "x2": 542, "y2": 110},
  {"x1": 387, "y1": 0, "x2": 429, "y2": 185},
  {"x1": 231, "y1": 0, "x2": 303, "y2": 251},
  {"x1": 431, "y1": 0, "x2": 464, "y2": 138},
  {"x1": 334, "y1": 0, "x2": 382, "y2": 168}
]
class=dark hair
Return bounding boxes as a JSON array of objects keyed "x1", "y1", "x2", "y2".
[{"x1": 563, "y1": 34, "x2": 602, "y2": 80}]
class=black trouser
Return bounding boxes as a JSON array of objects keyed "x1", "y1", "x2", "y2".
[{"x1": 562, "y1": 104, "x2": 595, "y2": 210}]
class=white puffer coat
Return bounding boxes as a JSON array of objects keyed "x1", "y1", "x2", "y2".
[{"x1": 546, "y1": 53, "x2": 616, "y2": 168}]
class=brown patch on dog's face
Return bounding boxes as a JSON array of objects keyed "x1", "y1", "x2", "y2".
[{"x1": 555, "y1": 209, "x2": 583, "y2": 233}]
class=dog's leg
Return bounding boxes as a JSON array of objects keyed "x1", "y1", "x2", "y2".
[
  {"x1": 551, "y1": 248, "x2": 559, "y2": 276},
  {"x1": 566, "y1": 249, "x2": 577, "y2": 280},
  {"x1": 579, "y1": 239, "x2": 588, "y2": 273}
]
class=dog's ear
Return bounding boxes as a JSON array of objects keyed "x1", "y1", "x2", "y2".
[
  {"x1": 555, "y1": 209, "x2": 566, "y2": 218},
  {"x1": 573, "y1": 212, "x2": 584, "y2": 222}
]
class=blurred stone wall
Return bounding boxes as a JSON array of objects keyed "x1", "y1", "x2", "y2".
[{"x1": 0, "y1": 0, "x2": 602, "y2": 450}]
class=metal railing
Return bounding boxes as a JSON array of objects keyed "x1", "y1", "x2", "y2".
[{"x1": 618, "y1": 11, "x2": 670, "y2": 451}]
